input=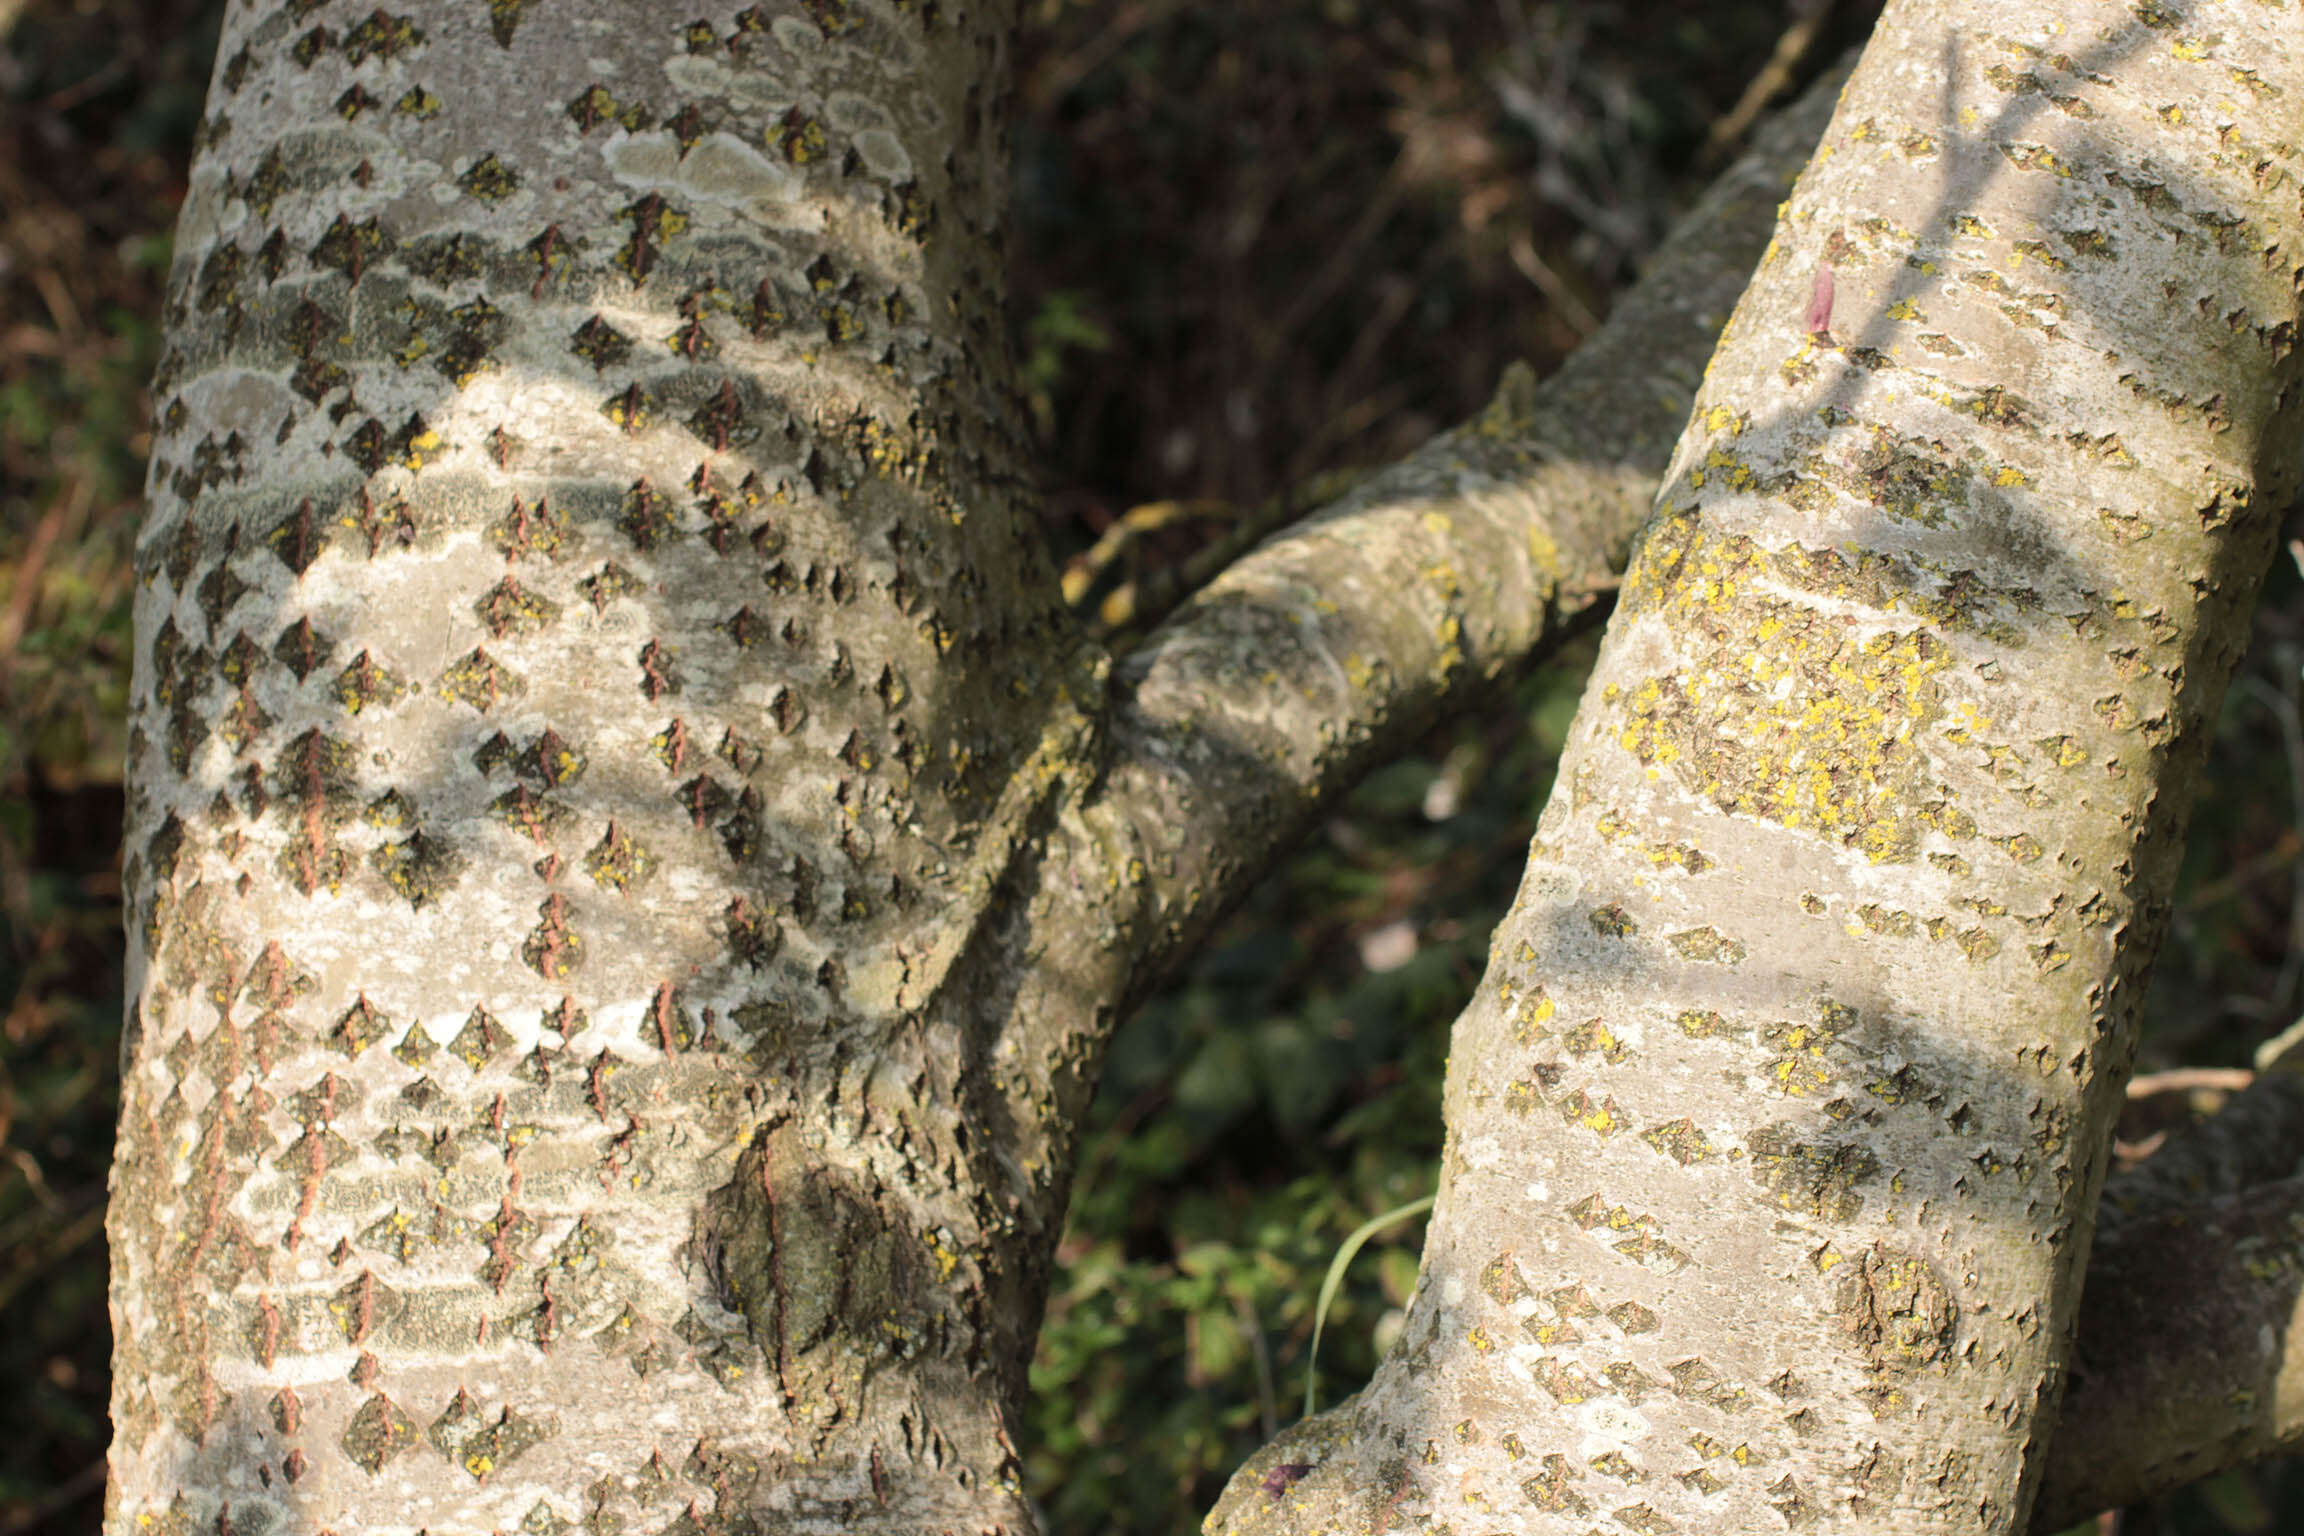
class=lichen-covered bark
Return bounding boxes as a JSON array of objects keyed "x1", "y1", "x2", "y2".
[
  {"x1": 1212, "y1": 3, "x2": 2304, "y2": 1532},
  {"x1": 105, "y1": 1, "x2": 1119, "y2": 1531}
]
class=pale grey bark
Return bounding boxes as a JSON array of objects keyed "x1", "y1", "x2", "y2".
[
  {"x1": 1210, "y1": 2, "x2": 2304, "y2": 1532},
  {"x1": 110, "y1": 1, "x2": 1078, "y2": 1531},
  {"x1": 107, "y1": 0, "x2": 2304, "y2": 1532}
]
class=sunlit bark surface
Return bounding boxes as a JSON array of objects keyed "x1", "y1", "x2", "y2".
[{"x1": 1213, "y1": 2, "x2": 2304, "y2": 1531}]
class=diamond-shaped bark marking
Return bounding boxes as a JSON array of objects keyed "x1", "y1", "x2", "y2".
[
  {"x1": 242, "y1": 939, "x2": 316, "y2": 1011},
  {"x1": 360, "y1": 1203, "x2": 464, "y2": 1262},
  {"x1": 650, "y1": 717, "x2": 694, "y2": 773},
  {"x1": 149, "y1": 616, "x2": 187, "y2": 702},
  {"x1": 374, "y1": 829, "x2": 464, "y2": 908},
  {"x1": 519, "y1": 1499, "x2": 575, "y2": 1534},
  {"x1": 1522, "y1": 1454, "x2": 1592, "y2": 1515},
  {"x1": 474, "y1": 730, "x2": 516, "y2": 776},
  {"x1": 334, "y1": 649, "x2": 407, "y2": 714},
  {"x1": 1607, "y1": 1300, "x2": 1660, "y2": 1334},
  {"x1": 492, "y1": 493, "x2": 567, "y2": 561},
  {"x1": 330, "y1": 1270, "x2": 399, "y2": 1345},
  {"x1": 769, "y1": 683, "x2": 803, "y2": 734},
  {"x1": 689, "y1": 376, "x2": 746, "y2": 451},
  {"x1": 675, "y1": 774, "x2": 732, "y2": 829},
  {"x1": 1559, "y1": 1089, "x2": 1624, "y2": 1138},
  {"x1": 341, "y1": 9, "x2": 426, "y2": 64},
  {"x1": 584, "y1": 821, "x2": 655, "y2": 893},
  {"x1": 332, "y1": 994, "x2": 391, "y2": 1057},
  {"x1": 439, "y1": 647, "x2": 525, "y2": 712},
  {"x1": 219, "y1": 687, "x2": 274, "y2": 755},
  {"x1": 448, "y1": 1005, "x2": 509, "y2": 1070},
  {"x1": 217, "y1": 631, "x2": 266, "y2": 686},
  {"x1": 1642, "y1": 1117, "x2": 1717, "y2": 1166},
  {"x1": 612, "y1": 191, "x2": 684, "y2": 284},
  {"x1": 569, "y1": 314, "x2": 633, "y2": 372},
  {"x1": 723, "y1": 897, "x2": 778, "y2": 971},
  {"x1": 637, "y1": 639, "x2": 679, "y2": 699},
  {"x1": 639, "y1": 980, "x2": 696, "y2": 1053},
  {"x1": 717, "y1": 788, "x2": 763, "y2": 863},
  {"x1": 514, "y1": 727, "x2": 585, "y2": 789},
  {"x1": 312, "y1": 214, "x2": 393, "y2": 288},
  {"x1": 364, "y1": 788, "x2": 418, "y2": 829},
  {"x1": 475, "y1": 575, "x2": 561, "y2": 639},
  {"x1": 584, "y1": 1048, "x2": 628, "y2": 1120},
  {"x1": 721, "y1": 604, "x2": 766, "y2": 649},
  {"x1": 342, "y1": 1391, "x2": 419, "y2": 1474},
  {"x1": 668, "y1": 315, "x2": 713, "y2": 362},
  {"x1": 272, "y1": 616, "x2": 336, "y2": 680},
  {"x1": 392, "y1": 1019, "x2": 438, "y2": 1068},
  {"x1": 492, "y1": 783, "x2": 569, "y2": 843},
  {"x1": 268, "y1": 498, "x2": 327, "y2": 574},
  {"x1": 1668, "y1": 1356, "x2": 1749, "y2": 1412},
  {"x1": 481, "y1": 1195, "x2": 540, "y2": 1291},
  {"x1": 523, "y1": 893, "x2": 583, "y2": 979},
  {"x1": 717, "y1": 727, "x2": 762, "y2": 774},
  {"x1": 618, "y1": 479, "x2": 677, "y2": 550},
  {"x1": 429, "y1": 1388, "x2": 555, "y2": 1480},
  {"x1": 343, "y1": 486, "x2": 417, "y2": 557},
  {"x1": 458, "y1": 152, "x2": 521, "y2": 202},
  {"x1": 165, "y1": 699, "x2": 209, "y2": 772},
  {"x1": 1614, "y1": 1230, "x2": 1693, "y2": 1274},
  {"x1": 603, "y1": 381, "x2": 654, "y2": 434},
  {"x1": 578, "y1": 560, "x2": 644, "y2": 611},
  {"x1": 1747, "y1": 1124, "x2": 1878, "y2": 1222},
  {"x1": 196, "y1": 560, "x2": 253, "y2": 631}
]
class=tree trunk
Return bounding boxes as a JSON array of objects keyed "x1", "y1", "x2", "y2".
[
  {"x1": 1209, "y1": 1, "x2": 2304, "y2": 1531},
  {"x1": 109, "y1": 1, "x2": 1092, "y2": 1529},
  {"x1": 105, "y1": 0, "x2": 2304, "y2": 1533}
]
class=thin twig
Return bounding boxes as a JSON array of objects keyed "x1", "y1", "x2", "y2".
[
  {"x1": 1695, "y1": 0, "x2": 1840, "y2": 173},
  {"x1": 2124, "y1": 1067, "x2": 2254, "y2": 1100}
]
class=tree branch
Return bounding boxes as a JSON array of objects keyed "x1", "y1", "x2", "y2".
[{"x1": 1092, "y1": 56, "x2": 1854, "y2": 988}]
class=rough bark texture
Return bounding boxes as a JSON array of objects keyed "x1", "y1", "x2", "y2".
[
  {"x1": 106, "y1": 1, "x2": 1095, "y2": 1531},
  {"x1": 2036, "y1": 1172, "x2": 2304, "y2": 1529},
  {"x1": 110, "y1": 4, "x2": 1867, "y2": 1532},
  {"x1": 1211, "y1": 2, "x2": 2304, "y2": 1532},
  {"x1": 108, "y1": 0, "x2": 2304, "y2": 1530}
]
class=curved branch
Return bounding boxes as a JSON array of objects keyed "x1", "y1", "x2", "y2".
[{"x1": 1091, "y1": 57, "x2": 1854, "y2": 988}]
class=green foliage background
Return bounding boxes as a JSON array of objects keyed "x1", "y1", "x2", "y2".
[{"x1": 3, "y1": 2, "x2": 2301, "y2": 1533}]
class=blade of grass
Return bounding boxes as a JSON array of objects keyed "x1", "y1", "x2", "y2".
[{"x1": 1302, "y1": 1193, "x2": 1432, "y2": 1421}]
